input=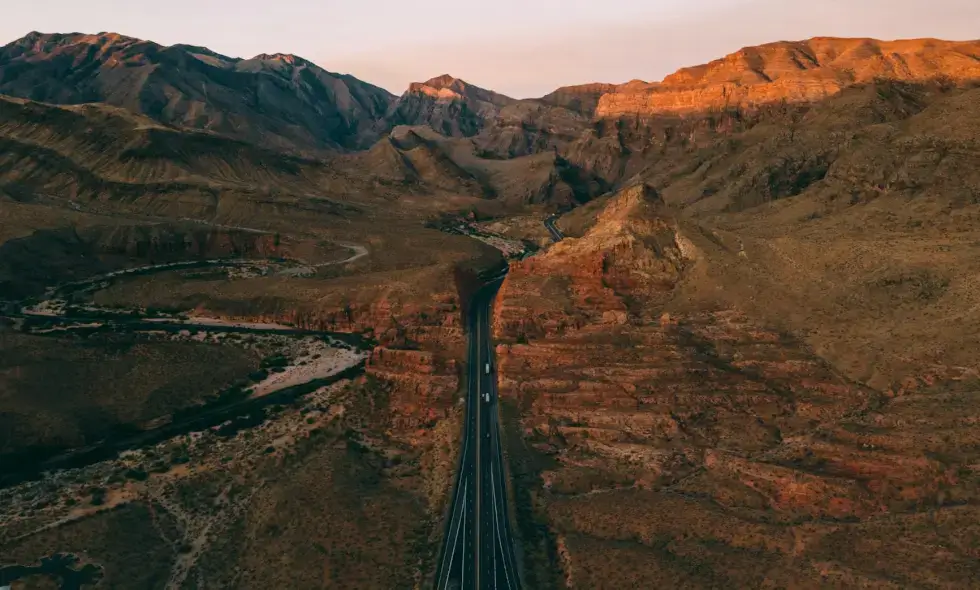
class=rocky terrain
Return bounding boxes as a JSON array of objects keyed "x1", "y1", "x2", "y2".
[
  {"x1": 0, "y1": 32, "x2": 394, "y2": 153},
  {"x1": 2, "y1": 27, "x2": 980, "y2": 589},
  {"x1": 0, "y1": 227, "x2": 489, "y2": 588},
  {"x1": 491, "y1": 179, "x2": 980, "y2": 587},
  {"x1": 388, "y1": 75, "x2": 517, "y2": 138},
  {"x1": 594, "y1": 37, "x2": 980, "y2": 118}
]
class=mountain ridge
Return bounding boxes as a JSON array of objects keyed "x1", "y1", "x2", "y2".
[
  {"x1": 0, "y1": 31, "x2": 396, "y2": 153},
  {"x1": 5, "y1": 31, "x2": 979, "y2": 154},
  {"x1": 3, "y1": 26, "x2": 980, "y2": 590},
  {"x1": 597, "y1": 36, "x2": 980, "y2": 117},
  {"x1": 390, "y1": 73, "x2": 517, "y2": 138}
]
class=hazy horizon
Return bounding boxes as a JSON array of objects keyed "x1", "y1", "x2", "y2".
[{"x1": 4, "y1": 0, "x2": 979, "y2": 98}]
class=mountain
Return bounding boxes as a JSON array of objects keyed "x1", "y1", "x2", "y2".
[
  {"x1": 455, "y1": 36, "x2": 980, "y2": 211},
  {"x1": 538, "y1": 80, "x2": 654, "y2": 116},
  {"x1": 0, "y1": 31, "x2": 396, "y2": 152},
  {"x1": 594, "y1": 37, "x2": 980, "y2": 117},
  {"x1": 0, "y1": 93, "x2": 363, "y2": 218},
  {"x1": 387, "y1": 74, "x2": 517, "y2": 137},
  {"x1": 483, "y1": 36, "x2": 980, "y2": 590},
  {"x1": 4, "y1": 29, "x2": 980, "y2": 590}
]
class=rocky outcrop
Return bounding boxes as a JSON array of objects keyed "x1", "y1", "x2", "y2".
[
  {"x1": 538, "y1": 83, "x2": 620, "y2": 116},
  {"x1": 187, "y1": 279, "x2": 466, "y2": 434},
  {"x1": 491, "y1": 182, "x2": 980, "y2": 587},
  {"x1": 595, "y1": 37, "x2": 980, "y2": 118},
  {"x1": 366, "y1": 347, "x2": 459, "y2": 430},
  {"x1": 539, "y1": 80, "x2": 655, "y2": 116},
  {"x1": 387, "y1": 75, "x2": 516, "y2": 138},
  {"x1": 494, "y1": 184, "x2": 689, "y2": 336}
]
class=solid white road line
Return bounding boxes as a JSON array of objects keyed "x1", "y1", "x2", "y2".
[
  {"x1": 491, "y1": 469, "x2": 513, "y2": 590},
  {"x1": 462, "y1": 507, "x2": 466, "y2": 590},
  {"x1": 442, "y1": 479, "x2": 466, "y2": 590},
  {"x1": 440, "y1": 387, "x2": 472, "y2": 586},
  {"x1": 493, "y1": 397, "x2": 519, "y2": 589},
  {"x1": 475, "y1": 306, "x2": 482, "y2": 590}
]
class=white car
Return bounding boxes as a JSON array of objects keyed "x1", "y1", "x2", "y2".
[
  {"x1": 485, "y1": 363, "x2": 491, "y2": 374},
  {"x1": 483, "y1": 392, "x2": 491, "y2": 403}
]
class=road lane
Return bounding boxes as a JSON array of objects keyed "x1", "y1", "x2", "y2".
[
  {"x1": 435, "y1": 299, "x2": 479, "y2": 590},
  {"x1": 434, "y1": 278, "x2": 521, "y2": 590},
  {"x1": 544, "y1": 215, "x2": 564, "y2": 242}
]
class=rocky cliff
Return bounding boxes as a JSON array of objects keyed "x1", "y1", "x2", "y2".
[
  {"x1": 540, "y1": 80, "x2": 654, "y2": 116},
  {"x1": 183, "y1": 268, "x2": 468, "y2": 428},
  {"x1": 491, "y1": 183, "x2": 980, "y2": 588},
  {"x1": 387, "y1": 74, "x2": 517, "y2": 138},
  {"x1": 595, "y1": 37, "x2": 980, "y2": 118}
]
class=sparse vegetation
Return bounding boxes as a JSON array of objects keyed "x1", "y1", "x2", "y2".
[{"x1": 1, "y1": 27, "x2": 979, "y2": 590}]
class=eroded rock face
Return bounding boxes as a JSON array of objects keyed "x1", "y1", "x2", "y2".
[
  {"x1": 387, "y1": 75, "x2": 517, "y2": 138},
  {"x1": 0, "y1": 225, "x2": 293, "y2": 300},
  {"x1": 366, "y1": 347, "x2": 459, "y2": 431},
  {"x1": 225, "y1": 284, "x2": 466, "y2": 428},
  {"x1": 595, "y1": 38, "x2": 980, "y2": 118},
  {"x1": 492, "y1": 183, "x2": 980, "y2": 587},
  {"x1": 494, "y1": 184, "x2": 688, "y2": 337}
]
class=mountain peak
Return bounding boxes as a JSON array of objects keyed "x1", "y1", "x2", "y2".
[
  {"x1": 7, "y1": 31, "x2": 155, "y2": 63},
  {"x1": 423, "y1": 74, "x2": 464, "y2": 89},
  {"x1": 407, "y1": 74, "x2": 469, "y2": 96},
  {"x1": 250, "y1": 52, "x2": 311, "y2": 67},
  {"x1": 391, "y1": 74, "x2": 514, "y2": 138},
  {"x1": 0, "y1": 31, "x2": 395, "y2": 151},
  {"x1": 406, "y1": 74, "x2": 515, "y2": 107}
]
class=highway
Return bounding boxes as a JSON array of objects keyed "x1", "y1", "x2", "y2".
[
  {"x1": 434, "y1": 216, "x2": 564, "y2": 589},
  {"x1": 544, "y1": 214, "x2": 565, "y2": 242},
  {"x1": 434, "y1": 275, "x2": 521, "y2": 590}
]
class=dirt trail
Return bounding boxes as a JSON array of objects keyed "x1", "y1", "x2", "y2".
[{"x1": 276, "y1": 241, "x2": 368, "y2": 277}]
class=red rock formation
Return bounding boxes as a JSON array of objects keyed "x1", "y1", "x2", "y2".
[
  {"x1": 494, "y1": 183, "x2": 689, "y2": 337},
  {"x1": 183, "y1": 269, "x2": 469, "y2": 433},
  {"x1": 595, "y1": 38, "x2": 980, "y2": 118},
  {"x1": 366, "y1": 347, "x2": 459, "y2": 430},
  {"x1": 491, "y1": 182, "x2": 980, "y2": 586}
]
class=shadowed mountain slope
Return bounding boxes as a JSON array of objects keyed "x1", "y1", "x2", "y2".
[
  {"x1": 387, "y1": 74, "x2": 518, "y2": 137},
  {"x1": 0, "y1": 32, "x2": 395, "y2": 152}
]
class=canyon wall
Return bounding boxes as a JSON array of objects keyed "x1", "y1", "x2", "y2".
[
  {"x1": 491, "y1": 183, "x2": 980, "y2": 588},
  {"x1": 595, "y1": 38, "x2": 980, "y2": 118}
]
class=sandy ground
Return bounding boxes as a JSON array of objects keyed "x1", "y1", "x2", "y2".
[{"x1": 249, "y1": 340, "x2": 368, "y2": 398}]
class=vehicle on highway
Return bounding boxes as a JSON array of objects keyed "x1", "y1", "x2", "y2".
[
  {"x1": 485, "y1": 362, "x2": 492, "y2": 374},
  {"x1": 484, "y1": 392, "x2": 491, "y2": 403}
]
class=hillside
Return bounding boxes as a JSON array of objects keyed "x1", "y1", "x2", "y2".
[
  {"x1": 0, "y1": 70, "x2": 506, "y2": 586},
  {"x1": 466, "y1": 37, "x2": 980, "y2": 200},
  {"x1": 0, "y1": 32, "x2": 395, "y2": 152},
  {"x1": 494, "y1": 182, "x2": 980, "y2": 588},
  {"x1": 595, "y1": 37, "x2": 980, "y2": 117},
  {"x1": 387, "y1": 74, "x2": 517, "y2": 137},
  {"x1": 483, "y1": 35, "x2": 980, "y2": 590},
  {"x1": 2, "y1": 29, "x2": 980, "y2": 590}
]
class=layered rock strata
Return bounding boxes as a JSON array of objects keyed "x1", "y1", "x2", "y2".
[
  {"x1": 492, "y1": 183, "x2": 980, "y2": 587},
  {"x1": 595, "y1": 38, "x2": 980, "y2": 118}
]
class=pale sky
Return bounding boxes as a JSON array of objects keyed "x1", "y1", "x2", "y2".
[{"x1": 3, "y1": 0, "x2": 978, "y2": 98}]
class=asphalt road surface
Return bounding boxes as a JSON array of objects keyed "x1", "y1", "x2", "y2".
[
  {"x1": 434, "y1": 216, "x2": 563, "y2": 589},
  {"x1": 434, "y1": 276, "x2": 521, "y2": 590},
  {"x1": 544, "y1": 215, "x2": 565, "y2": 242}
]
